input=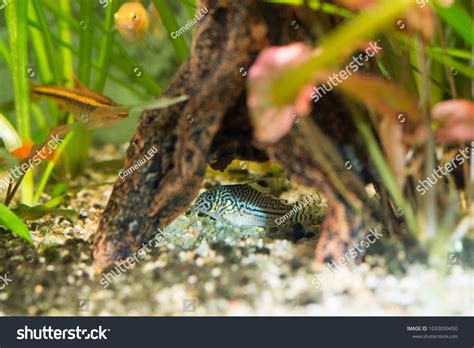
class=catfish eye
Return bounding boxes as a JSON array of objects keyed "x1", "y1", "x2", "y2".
[{"x1": 206, "y1": 194, "x2": 214, "y2": 201}]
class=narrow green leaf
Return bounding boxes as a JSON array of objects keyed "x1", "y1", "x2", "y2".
[
  {"x1": 27, "y1": 1, "x2": 57, "y2": 125},
  {"x1": 135, "y1": 95, "x2": 189, "y2": 111},
  {"x1": 33, "y1": 130, "x2": 73, "y2": 202},
  {"x1": 65, "y1": 0, "x2": 94, "y2": 178},
  {"x1": 434, "y1": 2, "x2": 473, "y2": 46},
  {"x1": 429, "y1": 47, "x2": 472, "y2": 61},
  {"x1": 0, "y1": 38, "x2": 12, "y2": 70},
  {"x1": 5, "y1": 0, "x2": 31, "y2": 139},
  {"x1": 27, "y1": 19, "x2": 148, "y2": 99},
  {"x1": 180, "y1": 0, "x2": 196, "y2": 17},
  {"x1": 31, "y1": 0, "x2": 61, "y2": 84},
  {"x1": 152, "y1": 0, "x2": 189, "y2": 62},
  {"x1": 57, "y1": 0, "x2": 74, "y2": 85},
  {"x1": 95, "y1": 0, "x2": 120, "y2": 92},
  {"x1": 77, "y1": 0, "x2": 94, "y2": 85},
  {"x1": 5, "y1": 0, "x2": 33, "y2": 204},
  {"x1": 352, "y1": 116, "x2": 418, "y2": 238},
  {"x1": 429, "y1": 50, "x2": 474, "y2": 78},
  {"x1": 36, "y1": 2, "x2": 162, "y2": 96}
]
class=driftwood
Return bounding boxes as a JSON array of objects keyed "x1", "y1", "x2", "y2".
[{"x1": 93, "y1": 0, "x2": 388, "y2": 271}]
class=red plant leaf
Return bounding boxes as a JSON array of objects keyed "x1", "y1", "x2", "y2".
[
  {"x1": 379, "y1": 117, "x2": 406, "y2": 189},
  {"x1": 337, "y1": 73, "x2": 421, "y2": 124}
]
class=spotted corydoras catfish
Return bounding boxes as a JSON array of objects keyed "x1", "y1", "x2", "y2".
[{"x1": 190, "y1": 183, "x2": 322, "y2": 228}]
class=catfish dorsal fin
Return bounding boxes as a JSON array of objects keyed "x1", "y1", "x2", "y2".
[{"x1": 248, "y1": 181, "x2": 272, "y2": 196}]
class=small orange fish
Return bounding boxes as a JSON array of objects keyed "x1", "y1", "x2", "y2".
[
  {"x1": 114, "y1": 2, "x2": 150, "y2": 42},
  {"x1": 30, "y1": 80, "x2": 129, "y2": 129},
  {"x1": 11, "y1": 138, "x2": 34, "y2": 159},
  {"x1": 10, "y1": 125, "x2": 70, "y2": 163}
]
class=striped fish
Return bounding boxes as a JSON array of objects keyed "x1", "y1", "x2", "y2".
[
  {"x1": 190, "y1": 183, "x2": 321, "y2": 228},
  {"x1": 31, "y1": 80, "x2": 129, "y2": 128}
]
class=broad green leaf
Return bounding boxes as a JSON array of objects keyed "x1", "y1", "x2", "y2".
[
  {"x1": 12, "y1": 204, "x2": 78, "y2": 222},
  {"x1": 0, "y1": 203, "x2": 34, "y2": 244}
]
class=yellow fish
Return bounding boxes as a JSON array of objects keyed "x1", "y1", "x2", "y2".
[{"x1": 114, "y1": 2, "x2": 150, "y2": 42}]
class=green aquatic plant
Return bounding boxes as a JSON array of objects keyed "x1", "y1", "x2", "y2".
[
  {"x1": 1, "y1": 0, "x2": 472, "y2": 274},
  {"x1": 255, "y1": 0, "x2": 473, "y2": 267},
  {"x1": 0, "y1": 0, "x2": 194, "y2": 243}
]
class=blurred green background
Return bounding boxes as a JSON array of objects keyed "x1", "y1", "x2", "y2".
[{"x1": 0, "y1": 0, "x2": 192, "y2": 147}]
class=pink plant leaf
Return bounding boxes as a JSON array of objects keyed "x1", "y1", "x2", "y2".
[
  {"x1": 433, "y1": 99, "x2": 474, "y2": 143},
  {"x1": 247, "y1": 43, "x2": 314, "y2": 144}
]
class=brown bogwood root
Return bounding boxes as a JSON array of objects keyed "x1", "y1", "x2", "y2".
[{"x1": 93, "y1": 0, "x2": 388, "y2": 271}]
